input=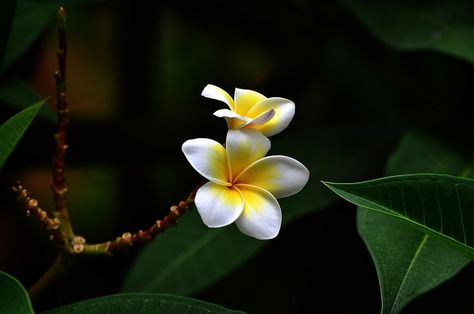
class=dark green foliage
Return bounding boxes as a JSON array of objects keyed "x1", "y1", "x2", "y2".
[
  {"x1": 0, "y1": 271, "x2": 34, "y2": 314},
  {"x1": 0, "y1": 100, "x2": 44, "y2": 169}
]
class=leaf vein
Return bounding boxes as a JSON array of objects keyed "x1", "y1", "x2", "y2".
[
  {"x1": 454, "y1": 184, "x2": 467, "y2": 244},
  {"x1": 391, "y1": 234, "x2": 429, "y2": 313}
]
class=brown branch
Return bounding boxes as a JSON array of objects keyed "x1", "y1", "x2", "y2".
[
  {"x1": 12, "y1": 4, "x2": 205, "y2": 299},
  {"x1": 51, "y1": 6, "x2": 69, "y2": 215},
  {"x1": 81, "y1": 190, "x2": 197, "y2": 256},
  {"x1": 51, "y1": 7, "x2": 75, "y2": 242},
  {"x1": 12, "y1": 182, "x2": 68, "y2": 250},
  {"x1": 12, "y1": 181, "x2": 197, "y2": 301}
]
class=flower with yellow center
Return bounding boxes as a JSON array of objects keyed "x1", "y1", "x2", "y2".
[
  {"x1": 182, "y1": 129, "x2": 309, "y2": 239},
  {"x1": 202, "y1": 84, "x2": 295, "y2": 137}
]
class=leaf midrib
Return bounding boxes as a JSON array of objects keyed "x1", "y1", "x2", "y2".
[
  {"x1": 381, "y1": 162, "x2": 474, "y2": 313},
  {"x1": 388, "y1": 234, "x2": 429, "y2": 313},
  {"x1": 324, "y1": 177, "x2": 474, "y2": 257}
]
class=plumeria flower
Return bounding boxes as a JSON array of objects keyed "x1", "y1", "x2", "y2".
[
  {"x1": 182, "y1": 129, "x2": 309, "y2": 240},
  {"x1": 202, "y1": 84, "x2": 295, "y2": 137}
]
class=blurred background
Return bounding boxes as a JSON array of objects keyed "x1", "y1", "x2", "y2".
[{"x1": 0, "y1": 0, "x2": 473, "y2": 313}]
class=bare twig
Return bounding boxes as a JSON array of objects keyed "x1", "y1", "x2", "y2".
[
  {"x1": 12, "y1": 5, "x2": 202, "y2": 300},
  {"x1": 82, "y1": 190, "x2": 197, "y2": 256},
  {"x1": 12, "y1": 182, "x2": 63, "y2": 244},
  {"x1": 51, "y1": 6, "x2": 75, "y2": 242}
]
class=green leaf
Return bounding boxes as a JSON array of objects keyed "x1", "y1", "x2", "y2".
[
  {"x1": 0, "y1": 0, "x2": 15, "y2": 69},
  {"x1": 0, "y1": 79, "x2": 56, "y2": 122},
  {"x1": 344, "y1": 0, "x2": 474, "y2": 64},
  {"x1": 121, "y1": 209, "x2": 267, "y2": 295},
  {"x1": 386, "y1": 132, "x2": 468, "y2": 176},
  {"x1": 358, "y1": 208, "x2": 469, "y2": 313},
  {"x1": 121, "y1": 127, "x2": 391, "y2": 295},
  {"x1": 0, "y1": 271, "x2": 34, "y2": 314},
  {"x1": 0, "y1": 99, "x2": 44, "y2": 169},
  {"x1": 355, "y1": 132, "x2": 473, "y2": 313},
  {"x1": 2, "y1": 0, "x2": 58, "y2": 73},
  {"x1": 41, "y1": 293, "x2": 244, "y2": 314},
  {"x1": 324, "y1": 174, "x2": 474, "y2": 256},
  {"x1": 1, "y1": 0, "x2": 108, "y2": 74}
]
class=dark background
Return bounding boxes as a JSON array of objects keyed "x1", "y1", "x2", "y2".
[{"x1": 0, "y1": 0, "x2": 473, "y2": 313}]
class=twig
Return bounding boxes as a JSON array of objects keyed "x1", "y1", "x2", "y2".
[
  {"x1": 82, "y1": 190, "x2": 197, "y2": 256},
  {"x1": 13, "y1": 181, "x2": 199, "y2": 257},
  {"x1": 12, "y1": 182, "x2": 64, "y2": 247},
  {"x1": 11, "y1": 5, "x2": 203, "y2": 300},
  {"x1": 51, "y1": 6, "x2": 75, "y2": 242}
]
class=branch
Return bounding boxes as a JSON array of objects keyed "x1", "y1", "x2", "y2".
[
  {"x1": 13, "y1": 182, "x2": 200, "y2": 256},
  {"x1": 51, "y1": 6, "x2": 75, "y2": 242},
  {"x1": 81, "y1": 191, "x2": 197, "y2": 256},
  {"x1": 12, "y1": 5, "x2": 203, "y2": 300},
  {"x1": 12, "y1": 182, "x2": 67, "y2": 250}
]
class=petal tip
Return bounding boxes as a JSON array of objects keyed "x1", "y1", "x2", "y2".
[{"x1": 201, "y1": 84, "x2": 217, "y2": 96}]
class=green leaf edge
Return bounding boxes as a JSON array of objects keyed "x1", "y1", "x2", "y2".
[
  {"x1": 0, "y1": 98, "x2": 46, "y2": 169},
  {"x1": 0, "y1": 79, "x2": 57, "y2": 123},
  {"x1": 322, "y1": 173, "x2": 474, "y2": 258},
  {"x1": 0, "y1": 270, "x2": 34, "y2": 314},
  {"x1": 342, "y1": 1, "x2": 474, "y2": 64},
  {"x1": 121, "y1": 207, "x2": 267, "y2": 295},
  {"x1": 41, "y1": 293, "x2": 246, "y2": 314}
]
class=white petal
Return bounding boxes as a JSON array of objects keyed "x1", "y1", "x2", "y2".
[
  {"x1": 195, "y1": 182, "x2": 244, "y2": 228},
  {"x1": 234, "y1": 88, "x2": 266, "y2": 116},
  {"x1": 234, "y1": 184, "x2": 282, "y2": 240},
  {"x1": 242, "y1": 109, "x2": 275, "y2": 129},
  {"x1": 182, "y1": 138, "x2": 230, "y2": 185},
  {"x1": 246, "y1": 97, "x2": 295, "y2": 137},
  {"x1": 213, "y1": 109, "x2": 250, "y2": 129},
  {"x1": 202, "y1": 84, "x2": 235, "y2": 110},
  {"x1": 235, "y1": 155, "x2": 309, "y2": 198},
  {"x1": 226, "y1": 129, "x2": 271, "y2": 180},
  {"x1": 213, "y1": 109, "x2": 243, "y2": 119}
]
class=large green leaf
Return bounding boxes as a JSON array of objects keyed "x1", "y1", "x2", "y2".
[
  {"x1": 0, "y1": 99, "x2": 44, "y2": 169},
  {"x1": 0, "y1": 0, "x2": 15, "y2": 69},
  {"x1": 41, "y1": 293, "x2": 244, "y2": 314},
  {"x1": 122, "y1": 209, "x2": 267, "y2": 295},
  {"x1": 324, "y1": 174, "x2": 474, "y2": 256},
  {"x1": 344, "y1": 0, "x2": 474, "y2": 64},
  {"x1": 0, "y1": 271, "x2": 34, "y2": 314},
  {"x1": 386, "y1": 133, "x2": 468, "y2": 177},
  {"x1": 356, "y1": 132, "x2": 472, "y2": 313},
  {"x1": 121, "y1": 127, "x2": 392, "y2": 295},
  {"x1": 357, "y1": 208, "x2": 469, "y2": 314},
  {"x1": 1, "y1": 0, "x2": 104, "y2": 73},
  {"x1": 1, "y1": 0, "x2": 58, "y2": 74}
]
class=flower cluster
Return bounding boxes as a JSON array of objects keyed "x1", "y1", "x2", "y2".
[{"x1": 182, "y1": 84, "x2": 309, "y2": 240}]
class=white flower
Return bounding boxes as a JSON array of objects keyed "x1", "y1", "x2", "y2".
[
  {"x1": 182, "y1": 129, "x2": 309, "y2": 240},
  {"x1": 202, "y1": 84, "x2": 295, "y2": 137}
]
